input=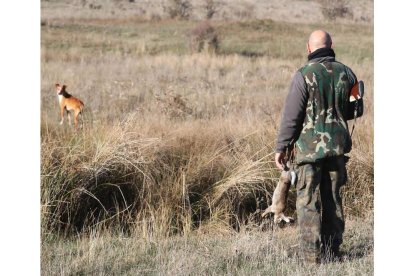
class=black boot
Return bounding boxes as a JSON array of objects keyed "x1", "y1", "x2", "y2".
[{"x1": 322, "y1": 244, "x2": 343, "y2": 262}]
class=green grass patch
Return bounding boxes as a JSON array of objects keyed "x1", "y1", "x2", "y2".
[{"x1": 42, "y1": 19, "x2": 373, "y2": 61}]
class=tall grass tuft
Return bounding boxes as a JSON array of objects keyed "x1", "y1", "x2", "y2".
[{"x1": 42, "y1": 112, "x2": 281, "y2": 237}]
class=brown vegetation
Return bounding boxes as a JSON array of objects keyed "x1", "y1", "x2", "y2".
[{"x1": 189, "y1": 21, "x2": 219, "y2": 54}]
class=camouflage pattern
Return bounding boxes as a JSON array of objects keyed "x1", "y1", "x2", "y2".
[
  {"x1": 295, "y1": 155, "x2": 347, "y2": 262},
  {"x1": 295, "y1": 61, "x2": 353, "y2": 164}
]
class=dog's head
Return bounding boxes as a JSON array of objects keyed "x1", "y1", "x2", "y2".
[{"x1": 55, "y1": 83, "x2": 67, "y2": 95}]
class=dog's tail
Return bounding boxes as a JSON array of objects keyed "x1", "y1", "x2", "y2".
[
  {"x1": 79, "y1": 100, "x2": 85, "y2": 113},
  {"x1": 78, "y1": 103, "x2": 94, "y2": 128}
]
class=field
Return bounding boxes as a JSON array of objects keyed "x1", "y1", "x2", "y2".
[{"x1": 41, "y1": 0, "x2": 373, "y2": 274}]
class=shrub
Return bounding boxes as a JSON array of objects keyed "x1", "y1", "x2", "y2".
[
  {"x1": 89, "y1": 3, "x2": 102, "y2": 10},
  {"x1": 204, "y1": 0, "x2": 216, "y2": 19},
  {"x1": 319, "y1": 0, "x2": 353, "y2": 21},
  {"x1": 164, "y1": 0, "x2": 192, "y2": 20},
  {"x1": 155, "y1": 89, "x2": 194, "y2": 119},
  {"x1": 189, "y1": 21, "x2": 219, "y2": 54}
]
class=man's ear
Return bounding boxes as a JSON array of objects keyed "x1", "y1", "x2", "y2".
[{"x1": 306, "y1": 43, "x2": 311, "y2": 54}]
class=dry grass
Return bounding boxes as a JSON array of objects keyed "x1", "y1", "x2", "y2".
[
  {"x1": 41, "y1": 1, "x2": 373, "y2": 274},
  {"x1": 41, "y1": 214, "x2": 373, "y2": 275}
]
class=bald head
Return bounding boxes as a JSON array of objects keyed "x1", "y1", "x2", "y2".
[{"x1": 307, "y1": 30, "x2": 332, "y2": 53}]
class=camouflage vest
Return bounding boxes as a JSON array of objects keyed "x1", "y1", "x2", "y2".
[{"x1": 295, "y1": 60, "x2": 352, "y2": 164}]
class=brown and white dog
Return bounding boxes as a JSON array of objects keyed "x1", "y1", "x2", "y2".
[
  {"x1": 55, "y1": 83, "x2": 84, "y2": 128},
  {"x1": 262, "y1": 165, "x2": 296, "y2": 224}
]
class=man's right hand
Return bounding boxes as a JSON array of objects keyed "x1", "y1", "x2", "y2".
[{"x1": 275, "y1": 152, "x2": 286, "y2": 171}]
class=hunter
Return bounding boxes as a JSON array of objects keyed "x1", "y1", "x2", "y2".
[{"x1": 275, "y1": 30, "x2": 361, "y2": 264}]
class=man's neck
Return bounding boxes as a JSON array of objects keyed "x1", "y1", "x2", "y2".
[{"x1": 308, "y1": 47, "x2": 335, "y2": 61}]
